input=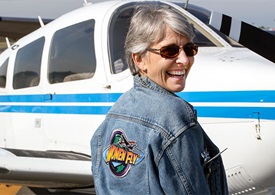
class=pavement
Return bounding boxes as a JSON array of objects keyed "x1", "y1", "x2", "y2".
[{"x1": 0, "y1": 184, "x2": 96, "y2": 195}]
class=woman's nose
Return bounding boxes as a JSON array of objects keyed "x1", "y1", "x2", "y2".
[{"x1": 176, "y1": 49, "x2": 190, "y2": 66}]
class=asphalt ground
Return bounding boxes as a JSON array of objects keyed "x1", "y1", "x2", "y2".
[{"x1": 0, "y1": 184, "x2": 96, "y2": 195}]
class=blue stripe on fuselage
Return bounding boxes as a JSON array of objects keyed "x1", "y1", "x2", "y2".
[
  {"x1": 0, "y1": 90, "x2": 274, "y2": 103},
  {"x1": 0, "y1": 91, "x2": 274, "y2": 119},
  {"x1": 0, "y1": 93, "x2": 123, "y2": 103}
]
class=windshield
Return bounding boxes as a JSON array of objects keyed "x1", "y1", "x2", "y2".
[{"x1": 183, "y1": 3, "x2": 243, "y2": 47}]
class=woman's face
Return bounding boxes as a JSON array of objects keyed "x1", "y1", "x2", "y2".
[{"x1": 133, "y1": 27, "x2": 195, "y2": 92}]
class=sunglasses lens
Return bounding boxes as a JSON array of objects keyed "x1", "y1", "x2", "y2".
[
  {"x1": 149, "y1": 43, "x2": 198, "y2": 58},
  {"x1": 160, "y1": 45, "x2": 180, "y2": 58},
  {"x1": 184, "y1": 43, "x2": 198, "y2": 57}
]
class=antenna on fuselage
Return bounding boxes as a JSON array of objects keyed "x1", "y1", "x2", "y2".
[
  {"x1": 83, "y1": 0, "x2": 92, "y2": 6},
  {"x1": 184, "y1": 0, "x2": 189, "y2": 10},
  {"x1": 5, "y1": 37, "x2": 11, "y2": 48},
  {"x1": 38, "y1": 16, "x2": 45, "y2": 27}
]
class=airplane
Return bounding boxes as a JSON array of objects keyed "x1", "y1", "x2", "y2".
[{"x1": 0, "y1": 0, "x2": 275, "y2": 194}]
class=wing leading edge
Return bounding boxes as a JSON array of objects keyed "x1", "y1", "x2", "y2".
[
  {"x1": 0, "y1": 17, "x2": 52, "y2": 40},
  {"x1": 0, "y1": 148, "x2": 93, "y2": 189}
]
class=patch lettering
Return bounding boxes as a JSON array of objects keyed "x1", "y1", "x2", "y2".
[{"x1": 103, "y1": 129, "x2": 145, "y2": 178}]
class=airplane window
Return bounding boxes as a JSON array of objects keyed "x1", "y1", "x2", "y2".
[
  {"x1": 13, "y1": 37, "x2": 44, "y2": 89},
  {"x1": 108, "y1": 7, "x2": 131, "y2": 74},
  {"x1": 0, "y1": 58, "x2": 8, "y2": 88},
  {"x1": 48, "y1": 19, "x2": 96, "y2": 84}
]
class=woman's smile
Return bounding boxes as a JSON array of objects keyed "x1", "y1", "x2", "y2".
[{"x1": 166, "y1": 69, "x2": 186, "y2": 78}]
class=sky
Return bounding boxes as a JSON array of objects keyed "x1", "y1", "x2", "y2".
[{"x1": 0, "y1": 0, "x2": 274, "y2": 29}]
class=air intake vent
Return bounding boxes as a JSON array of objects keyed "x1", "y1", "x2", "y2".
[{"x1": 226, "y1": 166, "x2": 263, "y2": 195}]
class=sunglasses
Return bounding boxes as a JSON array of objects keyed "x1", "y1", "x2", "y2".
[{"x1": 147, "y1": 42, "x2": 198, "y2": 58}]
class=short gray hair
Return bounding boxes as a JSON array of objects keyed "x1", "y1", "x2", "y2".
[{"x1": 124, "y1": 3, "x2": 195, "y2": 75}]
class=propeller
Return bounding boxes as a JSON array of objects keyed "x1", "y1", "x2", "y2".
[{"x1": 209, "y1": 12, "x2": 275, "y2": 63}]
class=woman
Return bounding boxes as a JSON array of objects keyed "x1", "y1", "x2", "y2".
[{"x1": 91, "y1": 3, "x2": 228, "y2": 194}]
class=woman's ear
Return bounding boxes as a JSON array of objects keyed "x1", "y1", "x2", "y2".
[{"x1": 132, "y1": 53, "x2": 147, "y2": 72}]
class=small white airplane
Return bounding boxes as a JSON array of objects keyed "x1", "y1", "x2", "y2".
[{"x1": 0, "y1": 0, "x2": 275, "y2": 194}]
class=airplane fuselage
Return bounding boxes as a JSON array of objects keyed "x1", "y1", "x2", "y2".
[{"x1": 0, "y1": 1, "x2": 274, "y2": 194}]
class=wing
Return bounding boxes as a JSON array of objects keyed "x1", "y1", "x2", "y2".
[
  {"x1": 209, "y1": 11, "x2": 275, "y2": 63},
  {"x1": 0, "y1": 17, "x2": 52, "y2": 40},
  {"x1": 0, "y1": 0, "x2": 84, "y2": 40},
  {"x1": 0, "y1": 148, "x2": 93, "y2": 189}
]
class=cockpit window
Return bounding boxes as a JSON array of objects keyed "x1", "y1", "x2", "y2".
[
  {"x1": 0, "y1": 58, "x2": 8, "y2": 88},
  {"x1": 13, "y1": 37, "x2": 44, "y2": 89},
  {"x1": 108, "y1": 8, "x2": 130, "y2": 74},
  {"x1": 48, "y1": 19, "x2": 96, "y2": 84},
  {"x1": 184, "y1": 3, "x2": 242, "y2": 47}
]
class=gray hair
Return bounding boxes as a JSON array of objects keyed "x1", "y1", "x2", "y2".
[{"x1": 124, "y1": 3, "x2": 195, "y2": 75}]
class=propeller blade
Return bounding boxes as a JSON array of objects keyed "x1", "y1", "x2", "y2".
[{"x1": 209, "y1": 12, "x2": 275, "y2": 63}]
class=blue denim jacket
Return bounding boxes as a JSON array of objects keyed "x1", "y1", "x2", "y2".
[{"x1": 91, "y1": 75, "x2": 228, "y2": 195}]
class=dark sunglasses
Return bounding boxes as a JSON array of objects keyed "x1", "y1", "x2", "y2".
[{"x1": 147, "y1": 42, "x2": 198, "y2": 58}]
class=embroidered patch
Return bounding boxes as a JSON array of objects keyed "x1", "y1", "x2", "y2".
[{"x1": 103, "y1": 129, "x2": 145, "y2": 178}]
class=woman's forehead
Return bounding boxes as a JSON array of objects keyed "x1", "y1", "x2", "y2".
[{"x1": 153, "y1": 27, "x2": 188, "y2": 46}]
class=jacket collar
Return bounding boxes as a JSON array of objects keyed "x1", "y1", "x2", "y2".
[{"x1": 134, "y1": 75, "x2": 176, "y2": 97}]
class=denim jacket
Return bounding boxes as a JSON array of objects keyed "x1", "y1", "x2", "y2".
[{"x1": 91, "y1": 75, "x2": 228, "y2": 195}]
